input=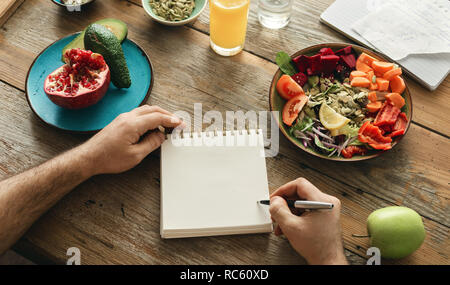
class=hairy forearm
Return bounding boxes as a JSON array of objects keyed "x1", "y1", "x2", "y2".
[{"x1": 0, "y1": 146, "x2": 94, "y2": 254}]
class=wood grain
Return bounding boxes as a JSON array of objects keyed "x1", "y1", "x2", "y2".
[
  {"x1": 0, "y1": 81, "x2": 447, "y2": 264},
  {"x1": 0, "y1": 0, "x2": 23, "y2": 27},
  {"x1": 0, "y1": 0, "x2": 448, "y2": 264}
]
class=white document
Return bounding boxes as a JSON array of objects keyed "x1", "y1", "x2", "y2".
[
  {"x1": 352, "y1": 0, "x2": 450, "y2": 60},
  {"x1": 320, "y1": 0, "x2": 450, "y2": 91},
  {"x1": 160, "y1": 130, "x2": 272, "y2": 239}
]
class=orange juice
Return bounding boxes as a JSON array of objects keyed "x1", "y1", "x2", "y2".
[{"x1": 209, "y1": 0, "x2": 250, "y2": 56}]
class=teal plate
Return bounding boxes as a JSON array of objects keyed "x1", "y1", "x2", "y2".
[{"x1": 26, "y1": 33, "x2": 153, "y2": 133}]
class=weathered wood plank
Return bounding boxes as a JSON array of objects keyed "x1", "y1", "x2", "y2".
[
  {"x1": 130, "y1": 0, "x2": 450, "y2": 136},
  {"x1": 3, "y1": 0, "x2": 450, "y2": 138},
  {"x1": 0, "y1": 73, "x2": 447, "y2": 265},
  {"x1": 0, "y1": 0, "x2": 24, "y2": 27}
]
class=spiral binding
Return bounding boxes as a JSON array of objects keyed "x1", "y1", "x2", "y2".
[{"x1": 178, "y1": 128, "x2": 262, "y2": 139}]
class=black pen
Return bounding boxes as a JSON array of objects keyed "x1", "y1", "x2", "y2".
[{"x1": 259, "y1": 200, "x2": 334, "y2": 210}]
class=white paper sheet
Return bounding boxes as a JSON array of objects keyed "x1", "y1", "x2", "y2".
[
  {"x1": 160, "y1": 130, "x2": 272, "y2": 238},
  {"x1": 352, "y1": 0, "x2": 450, "y2": 60}
]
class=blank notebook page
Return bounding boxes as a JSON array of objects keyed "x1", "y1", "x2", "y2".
[{"x1": 160, "y1": 130, "x2": 272, "y2": 238}]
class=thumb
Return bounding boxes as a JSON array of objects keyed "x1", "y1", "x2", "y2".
[
  {"x1": 269, "y1": 196, "x2": 296, "y2": 228},
  {"x1": 134, "y1": 131, "x2": 165, "y2": 158}
]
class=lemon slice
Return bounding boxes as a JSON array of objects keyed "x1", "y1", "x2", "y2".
[{"x1": 319, "y1": 103, "x2": 350, "y2": 131}]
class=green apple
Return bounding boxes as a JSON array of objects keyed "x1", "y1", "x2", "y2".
[{"x1": 367, "y1": 206, "x2": 426, "y2": 259}]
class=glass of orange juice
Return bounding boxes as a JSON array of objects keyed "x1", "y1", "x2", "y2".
[{"x1": 209, "y1": 0, "x2": 250, "y2": 56}]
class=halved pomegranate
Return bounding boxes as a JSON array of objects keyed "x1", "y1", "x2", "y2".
[{"x1": 44, "y1": 48, "x2": 111, "y2": 109}]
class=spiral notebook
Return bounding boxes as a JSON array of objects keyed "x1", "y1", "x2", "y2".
[{"x1": 160, "y1": 129, "x2": 273, "y2": 239}]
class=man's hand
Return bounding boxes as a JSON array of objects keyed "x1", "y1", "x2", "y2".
[
  {"x1": 0, "y1": 105, "x2": 183, "y2": 254},
  {"x1": 269, "y1": 178, "x2": 348, "y2": 265},
  {"x1": 79, "y1": 105, "x2": 183, "y2": 175}
]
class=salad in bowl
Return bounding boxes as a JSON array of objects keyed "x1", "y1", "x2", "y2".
[{"x1": 269, "y1": 44, "x2": 412, "y2": 161}]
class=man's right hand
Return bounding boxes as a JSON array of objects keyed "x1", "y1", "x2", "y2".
[
  {"x1": 269, "y1": 178, "x2": 348, "y2": 265},
  {"x1": 79, "y1": 105, "x2": 184, "y2": 176}
]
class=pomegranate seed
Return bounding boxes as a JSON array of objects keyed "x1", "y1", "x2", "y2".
[{"x1": 45, "y1": 48, "x2": 109, "y2": 106}]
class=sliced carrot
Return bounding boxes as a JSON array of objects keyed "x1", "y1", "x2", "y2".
[
  {"x1": 376, "y1": 77, "x2": 390, "y2": 91},
  {"x1": 367, "y1": 70, "x2": 375, "y2": 81},
  {"x1": 383, "y1": 68, "x2": 402, "y2": 81},
  {"x1": 358, "y1": 52, "x2": 377, "y2": 67},
  {"x1": 369, "y1": 82, "x2": 378, "y2": 91},
  {"x1": 372, "y1": 61, "x2": 394, "y2": 75},
  {"x1": 368, "y1": 91, "x2": 378, "y2": 102},
  {"x1": 356, "y1": 60, "x2": 373, "y2": 73},
  {"x1": 374, "y1": 70, "x2": 384, "y2": 77},
  {"x1": 350, "y1": 70, "x2": 367, "y2": 81},
  {"x1": 390, "y1": 75, "x2": 406, "y2": 94},
  {"x1": 351, "y1": 77, "x2": 371, "y2": 88},
  {"x1": 366, "y1": 101, "x2": 383, "y2": 113},
  {"x1": 385, "y1": 93, "x2": 405, "y2": 109}
]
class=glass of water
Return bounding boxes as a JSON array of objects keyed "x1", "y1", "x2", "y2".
[{"x1": 258, "y1": 0, "x2": 293, "y2": 29}]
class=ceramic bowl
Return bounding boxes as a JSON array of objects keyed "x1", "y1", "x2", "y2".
[
  {"x1": 142, "y1": 0, "x2": 207, "y2": 26},
  {"x1": 269, "y1": 43, "x2": 413, "y2": 161}
]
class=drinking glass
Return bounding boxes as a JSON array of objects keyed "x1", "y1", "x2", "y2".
[
  {"x1": 209, "y1": 0, "x2": 251, "y2": 56},
  {"x1": 258, "y1": 0, "x2": 293, "y2": 29}
]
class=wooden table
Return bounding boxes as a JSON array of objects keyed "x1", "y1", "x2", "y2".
[{"x1": 0, "y1": 0, "x2": 448, "y2": 265}]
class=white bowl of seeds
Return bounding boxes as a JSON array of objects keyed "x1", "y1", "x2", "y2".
[{"x1": 142, "y1": 0, "x2": 207, "y2": 26}]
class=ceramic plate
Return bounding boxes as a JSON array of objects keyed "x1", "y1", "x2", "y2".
[
  {"x1": 26, "y1": 33, "x2": 153, "y2": 133},
  {"x1": 269, "y1": 43, "x2": 413, "y2": 161}
]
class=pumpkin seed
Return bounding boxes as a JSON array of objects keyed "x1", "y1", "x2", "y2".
[
  {"x1": 306, "y1": 79, "x2": 369, "y2": 128},
  {"x1": 149, "y1": 0, "x2": 196, "y2": 22}
]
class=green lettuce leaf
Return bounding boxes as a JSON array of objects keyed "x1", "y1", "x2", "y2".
[
  {"x1": 290, "y1": 116, "x2": 314, "y2": 135},
  {"x1": 276, "y1": 51, "x2": 297, "y2": 76}
]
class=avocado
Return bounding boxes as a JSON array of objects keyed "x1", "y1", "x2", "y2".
[
  {"x1": 94, "y1": 18, "x2": 128, "y2": 41},
  {"x1": 84, "y1": 23, "x2": 131, "y2": 88},
  {"x1": 62, "y1": 32, "x2": 85, "y2": 61},
  {"x1": 62, "y1": 18, "x2": 128, "y2": 61}
]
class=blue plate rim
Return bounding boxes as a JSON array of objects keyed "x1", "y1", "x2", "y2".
[{"x1": 25, "y1": 32, "x2": 154, "y2": 134}]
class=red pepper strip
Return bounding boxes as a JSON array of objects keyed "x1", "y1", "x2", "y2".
[
  {"x1": 341, "y1": 146, "x2": 368, "y2": 158},
  {"x1": 368, "y1": 142, "x2": 392, "y2": 150},
  {"x1": 358, "y1": 121, "x2": 392, "y2": 150},
  {"x1": 374, "y1": 101, "x2": 401, "y2": 127},
  {"x1": 359, "y1": 121, "x2": 370, "y2": 135},
  {"x1": 388, "y1": 112, "x2": 408, "y2": 137},
  {"x1": 379, "y1": 124, "x2": 393, "y2": 135}
]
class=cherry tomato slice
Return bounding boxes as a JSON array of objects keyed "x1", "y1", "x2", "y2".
[
  {"x1": 282, "y1": 95, "x2": 308, "y2": 126},
  {"x1": 276, "y1": 74, "x2": 305, "y2": 100}
]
